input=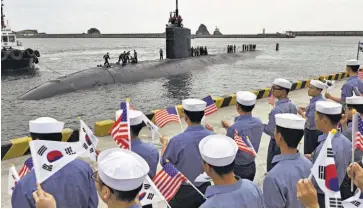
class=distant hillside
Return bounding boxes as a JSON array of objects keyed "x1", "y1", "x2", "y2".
[
  {"x1": 16, "y1": 29, "x2": 39, "y2": 35},
  {"x1": 196, "y1": 24, "x2": 210, "y2": 35}
]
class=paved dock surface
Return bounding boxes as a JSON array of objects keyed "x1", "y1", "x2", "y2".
[{"x1": 1, "y1": 79, "x2": 345, "y2": 208}]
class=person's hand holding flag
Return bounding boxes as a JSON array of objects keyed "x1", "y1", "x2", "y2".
[
  {"x1": 296, "y1": 178, "x2": 319, "y2": 208},
  {"x1": 347, "y1": 162, "x2": 363, "y2": 191},
  {"x1": 32, "y1": 183, "x2": 56, "y2": 208}
]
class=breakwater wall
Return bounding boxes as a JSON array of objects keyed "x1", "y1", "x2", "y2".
[
  {"x1": 1, "y1": 72, "x2": 348, "y2": 161},
  {"x1": 288, "y1": 31, "x2": 363, "y2": 36},
  {"x1": 17, "y1": 33, "x2": 294, "y2": 39}
]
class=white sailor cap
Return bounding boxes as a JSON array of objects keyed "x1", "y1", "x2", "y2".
[
  {"x1": 29, "y1": 117, "x2": 64, "y2": 134},
  {"x1": 316, "y1": 101, "x2": 342, "y2": 115},
  {"x1": 130, "y1": 110, "x2": 143, "y2": 126},
  {"x1": 182, "y1": 99, "x2": 207, "y2": 112},
  {"x1": 98, "y1": 148, "x2": 149, "y2": 191},
  {"x1": 346, "y1": 59, "x2": 360, "y2": 66},
  {"x1": 273, "y1": 78, "x2": 292, "y2": 90},
  {"x1": 310, "y1": 80, "x2": 326, "y2": 90},
  {"x1": 346, "y1": 96, "x2": 363, "y2": 105},
  {"x1": 275, "y1": 113, "x2": 305, "y2": 130},
  {"x1": 236, "y1": 91, "x2": 257, "y2": 106},
  {"x1": 199, "y1": 135, "x2": 238, "y2": 167}
]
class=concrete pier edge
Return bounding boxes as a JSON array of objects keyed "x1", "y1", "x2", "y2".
[{"x1": 1, "y1": 71, "x2": 347, "y2": 161}]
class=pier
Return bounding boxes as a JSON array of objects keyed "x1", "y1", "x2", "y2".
[{"x1": 1, "y1": 78, "x2": 346, "y2": 208}]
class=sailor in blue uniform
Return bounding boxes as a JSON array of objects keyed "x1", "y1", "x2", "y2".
[
  {"x1": 298, "y1": 79, "x2": 326, "y2": 154},
  {"x1": 160, "y1": 99, "x2": 213, "y2": 208},
  {"x1": 124, "y1": 110, "x2": 159, "y2": 179},
  {"x1": 264, "y1": 78, "x2": 297, "y2": 171},
  {"x1": 339, "y1": 96, "x2": 363, "y2": 200},
  {"x1": 123, "y1": 110, "x2": 159, "y2": 208},
  {"x1": 95, "y1": 148, "x2": 149, "y2": 208},
  {"x1": 223, "y1": 91, "x2": 263, "y2": 181},
  {"x1": 343, "y1": 96, "x2": 363, "y2": 162},
  {"x1": 263, "y1": 113, "x2": 312, "y2": 208},
  {"x1": 12, "y1": 117, "x2": 98, "y2": 208},
  {"x1": 325, "y1": 59, "x2": 363, "y2": 104},
  {"x1": 198, "y1": 135, "x2": 264, "y2": 208},
  {"x1": 311, "y1": 101, "x2": 352, "y2": 207}
]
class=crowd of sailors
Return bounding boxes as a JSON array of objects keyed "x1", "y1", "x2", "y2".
[
  {"x1": 227, "y1": 45, "x2": 236, "y2": 53},
  {"x1": 102, "y1": 50, "x2": 138, "y2": 68},
  {"x1": 191, "y1": 46, "x2": 208, "y2": 57},
  {"x1": 242, "y1": 44, "x2": 256, "y2": 51},
  {"x1": 9, "y1": 53, "x2": 363, "y2": 208},
  {"x1": 168, "y1": 12, "x2": 183, "y2": 27}
]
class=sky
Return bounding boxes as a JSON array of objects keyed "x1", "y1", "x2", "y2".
[{"x1": 3, "y1": 0, "x2": 363, "y2": 34}]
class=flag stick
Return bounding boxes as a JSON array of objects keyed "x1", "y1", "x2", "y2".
[
  {"x1": 246, "y1": 136, "x2": 267, "y2": 174},
  {"x1": 146, "y1": 176, "x2": 171, "y2": 208},
  {"x1": 351, "y1": 110, "x2": 358, "y2": 192},
  {"x1": 186, "y1": 180, "x2": 207, "y2": 200},
  {"x1": 126, "y1": 98, "x2": 132, "y2": 150},
  {"x1": 175, "y1": 106, "x2": 184, "y2": 132}
]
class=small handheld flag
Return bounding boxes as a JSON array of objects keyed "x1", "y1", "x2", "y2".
[
  {"x1": 202, "y1": 95, "x2": 218, "y2": 116},
  {"x1": 29, "y1": 140, "x2": 84, "y2": 183},
  {"x1": 233, "y1": 129, "x2": 256, "y2": 156},
  {"x1": 155, "y1": 107, "x2": 180, "y2": 128},
  {"x1": 152, "y1": 162, "x2": 187, "y2": 201},
  {"x1": 8, "y1": 165, "x2": 20, "y2": 195},
  {"x1": 268, "y1": 88, "x2": 275, "y2": 107},
  {"x1": 18, "y1": 157, "x2": 33, "y2": 178},
  {"x1": 79, "y1": 119, "x2": 99, "y2": 162},
  {"x1": 111, "y1": 101, "x2": 131, "y2": 149},
  {"x1": 310, "y1": 129, "x2": 342, "y2": 207}
]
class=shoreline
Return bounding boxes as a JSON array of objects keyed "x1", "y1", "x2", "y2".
[{"x1": 16, "y1": 30, "x2": 363, "y2": 39}]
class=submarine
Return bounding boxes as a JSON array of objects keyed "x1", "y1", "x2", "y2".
[{"x1": 19, "y1": 0, "x2": 261, "y2": 101}]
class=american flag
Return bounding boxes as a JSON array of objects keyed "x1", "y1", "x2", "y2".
[
  {"x1": 111, "y1": 102, "x2": 130, "y2": 149},
  {"x1": 18, "y1": 157, "x2": 33, "y2": 178},
  {"x1": 268, "y1": 88, "x2": 275, "y2": 106},
  {"x1": 202, "y1": 95, "x2": 218, "y2": 116},
  {"x1": 355, "y1": 115, "x2": 363, "y2": 151},
  {"x1": 152, "y1": 162, "x2": 187, "y2": 201},
  {"x1": 233, "y1": 129, "x2": 256, "y2": 156},
  {"x1": 155, "y1": 107, "x2": 180, "y2": 128},
  {"x1": 358, "y1": 70, "x2": 363, "y2": 81}
]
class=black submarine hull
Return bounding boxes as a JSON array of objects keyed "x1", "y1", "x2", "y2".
[{"x1": 19, "y1": 51, "x2": 261, "y2": 100}]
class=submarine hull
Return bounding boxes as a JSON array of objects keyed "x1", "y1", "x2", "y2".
[{"x1": 19, "y1": 51, "x2": 261, "y2": 100}]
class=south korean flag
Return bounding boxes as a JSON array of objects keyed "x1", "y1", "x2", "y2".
[
  {"x1": 29, "y1": 140, "x2": 84, "y2": 183},
  {"x1": 139, "y1": 176, "x2": 164, "y2": 206},
  {"x1": 8, "y1": 165, "x2": 20, "y2": 195},
  {"x1": 343, "y1": 189, "x2": 363, "y2": 208},
  {"x1": 79, "y1": 119, "x2": 99, "y2": 162},
  {"x1": 141, "y1": 114, "x2": 159, "y2": 143},
  {"x1": 310, "y1": 130, "x2": 342, "y2": 207}
]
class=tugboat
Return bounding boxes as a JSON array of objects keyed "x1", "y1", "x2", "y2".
[{"x1": 1, "y1": 0, "x2": 40, "y2": 72}]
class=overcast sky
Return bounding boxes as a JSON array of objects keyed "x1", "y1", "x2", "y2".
[{"x1": 3, "y1": 0, "x2": 363, "y2": 34}]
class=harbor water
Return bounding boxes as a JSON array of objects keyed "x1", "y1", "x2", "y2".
[{"x1": 1, "y1": 36, "x2": 362, "y2": 142}]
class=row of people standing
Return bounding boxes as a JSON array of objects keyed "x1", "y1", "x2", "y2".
[
  {"x1": 242, "y1": 44, "x2": 256, "y2": 51},
  {"x1": 227, "y1": 45, "x2": 236, "y2": 53},
  {"x1": 191, "y1": 46, "x2": 208, "y2": 57}
]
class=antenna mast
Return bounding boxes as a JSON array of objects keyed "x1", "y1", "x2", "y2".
[{"x1": 175, "y1": 0, "x2": 178, "y2": 17}]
